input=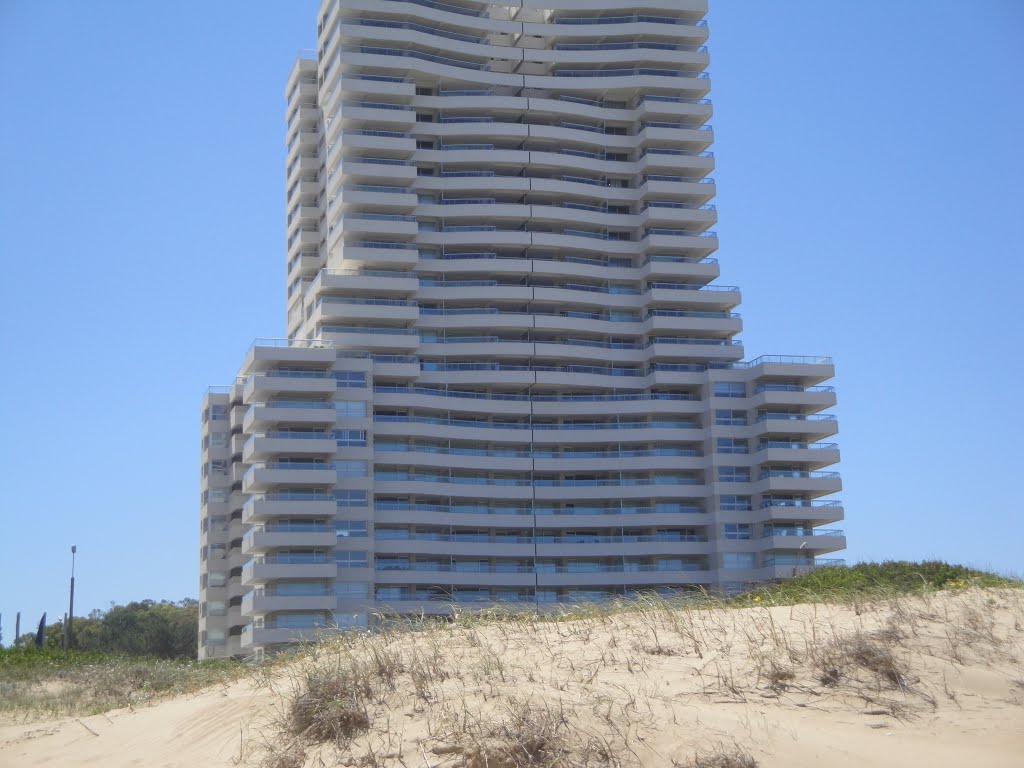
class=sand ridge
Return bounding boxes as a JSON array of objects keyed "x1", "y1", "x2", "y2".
[{"x1": 1, "y1": 589, "x2": 1022, "y2": 767}]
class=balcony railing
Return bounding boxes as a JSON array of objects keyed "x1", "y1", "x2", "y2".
[
  {"x1": 375, "y1": 502, "x2": 704, "y2": 516},
  {"x1": 552, "y1": 15, "x2": 708, "y2": 27},
  {"x1": 373, "y1": 386, "x2": 699, "y2": 403},
  {"x1": 760, "y1": 499, "x2": 842, "y2": 509},
  {"x1": 555, "y1": 42, "x2": 708, "y2": 53},
  {"x1": 350, "y1": 17, "x2": 486, "y2": 44},
  {"x1": 380, "y1": 0, "x2": 485, "y2": 18},
  {"x1": 349, "y1": 45, "x2": 488, "y2": 71},
  {"x1": 554, "y1": 68, "x2": 708, "y2": 80},
  {"x1": 755, "y1": 413, "x2": 838, "y2": 423},
  {"x1": 759, "y1": 470, "x2": 841, "y2": 480}
]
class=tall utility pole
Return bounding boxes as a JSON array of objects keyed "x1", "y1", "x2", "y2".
[{"x1": 65, "y1": 545, "x2": 77, "y2": 650}]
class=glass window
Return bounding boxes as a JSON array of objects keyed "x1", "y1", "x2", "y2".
[
  {"x1": 335, "y1": 400, "x2": 367, "y2": 417},
  {"x1": 718, "y1": 466, "x2": 750, "y2": 483},
  {"x1": 715, "y1": 409, "x2": 747, "y2": 426},
  {"x1": 335, "y1": 551, "x2": 368, "y2": 568},
  {"x1": 334, "y1": 429, "x2": 367, "y2": 446},
  {"x1": 713, "y1": 382, "x2": 745, "y2": 398},
  {"x1": 334, "y1": 460, "x2": 368, "y2": 476},
  {"x1": 334, "y1": 371, "x2": 367, "y2": 388},
  {"x1": 336, "y1": 520, "x2": 368, "y2": 537},
  {"x1": 720, "y1": 495, "x2": 752, "y2": 512},
  {"x1": 723, "y1": 523, "x2": 752, "y2": 540},
  {"x1": 334, "y1": 490, "x2": 368, "y2": 507},
  {"x1": 723, "y1": 552, "x2": 756, "y2": 569},
  {"x1": 335, "y1": 582, "x2": 369, "y2": 599},
  {"x1": 275, "y1": 581, "x2": 326, "y2": 596},
  {"x1": 716, "y1": 438, "x2": 748, "y2": 454}
]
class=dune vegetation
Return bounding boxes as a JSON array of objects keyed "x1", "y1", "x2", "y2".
[{"x1": 1, "y1": 562, "x2": 1021, "y2": 768}]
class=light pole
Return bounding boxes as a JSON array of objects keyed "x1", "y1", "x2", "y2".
[{"x1": 66, "y1": 546, "x2": 77, "y2": 650}]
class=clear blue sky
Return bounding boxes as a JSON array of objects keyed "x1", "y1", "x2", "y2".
[{"x1": 1, "y1": 1, "x2": 1022, "y2": 640}]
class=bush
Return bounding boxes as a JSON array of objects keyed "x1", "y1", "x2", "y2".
[{"x1": 737, "y1": 560, "x2": 1019, "y2": 605}]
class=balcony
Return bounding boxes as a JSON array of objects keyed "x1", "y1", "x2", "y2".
[
  {"x1": 753, "y1": 500, "x2": 845, "y2": 525},
  {"x1": 752, "y1": 413, "x2": 839, "y2": 440},
  {"x1": 755, "y1": 469, "x2": 842, "y2": 496},
  {"x1": 242, "y1": 494, "x2": 338, "y2": 524},
  {"x1": 241, "y1": 523, "x2": 338, "y2": 554},
  {"x1": 242, "y1": 461, "x2": 339, "y2": 493},
  {"x1": 243, "y1": 401, "x2": 338, "y2": 431},
  {"x1": 241, "y1": 555, "x2": 338, "y2": 585},
  {"x1": 242, "y1": 432, "x2": 337, "y2": 462},
  {"x1": 242, "y1": 590, "x2": 338, "y2": 615},
  {"x1": 758, "y1": 527, "x2": 846, "y2": 554},
  {"x1": 244, "y1": 372, "x2": 336, "y2": 399}
]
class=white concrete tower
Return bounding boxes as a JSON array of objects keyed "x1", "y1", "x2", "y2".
[{"x1": 198, "y1": 0, "x2": 844, "y2": 659}]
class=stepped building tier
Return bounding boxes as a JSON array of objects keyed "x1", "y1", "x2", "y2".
[{"x1": 199, "y1": 0, "x2": 844, "y2": 659}]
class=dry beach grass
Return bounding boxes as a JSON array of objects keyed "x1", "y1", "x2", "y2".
[{"x1": 2, "y1": 577, "x2": 1022, "y2": 767}]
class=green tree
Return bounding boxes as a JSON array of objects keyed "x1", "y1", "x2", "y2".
[{"x1": 15, "y1": 599, "x2": 199, "y2": 658}]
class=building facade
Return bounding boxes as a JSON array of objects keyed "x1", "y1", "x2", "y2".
[{"x1": 199, "y1": 0, "x2": 844, "y2": 659}]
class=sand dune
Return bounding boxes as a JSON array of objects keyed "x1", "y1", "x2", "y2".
[{"x1": 2, "y1": 588, "x2": 1022, "y2": 767}]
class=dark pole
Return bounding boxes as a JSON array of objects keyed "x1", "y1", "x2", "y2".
[
  {"x1": 67, "y1": 545, "x2": 77, "y2": 650},
  {"x1": 14, "y1": 613, "x2": 20, "y2": 646}
]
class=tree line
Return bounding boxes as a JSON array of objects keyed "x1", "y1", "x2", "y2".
[{"x1": 12, "y1": 599, "x2": 198, "y2": 659}]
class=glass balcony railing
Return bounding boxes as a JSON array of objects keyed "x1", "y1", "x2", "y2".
[
  {"x1": 374, "y1": 503, "x2": 704, "y2": 516},
  {"x1": 250, "y1": 553, "x2": 330, "y2": 565},
  {"x1": 349, "y1": 45, "x2": 488, "y2": 71},
  {"x1": 760, "y1": 499, "x2": 842, "y2": 509},
  {"x1": 758, "y1": 441, "x2": 839, "y2": 451},
  {"x1": 380, "y1": 0, "x2": 485, "y2": 18},
  {"x1": 755, "y1": 384, "x2": 836, "y2": 394},
  {"x1": 555, "y1": 42, "x2": 708, "y2": 53},
  {"x1": 374, "y1": 532, "x2": 707, "y2": 545},
  {"x1": 554, "y1": 68, "x2": 708, "y2": 80},
  {"x1": 755, "y1": 413, "x2": 838, "y2": 423},
  {"x1": 320, "y1": 325, "x2": 418, "y2": 335},
  {"x1": 552, "y1": 15, "x2": 708, "y2": 28},
  {"x1": 762, "y1": 528, "x2": 844, "y2": 538},
  {"x1": 341, "y1": 100, "x2": 414, "y2": 112},
  {"x1": 374, "y1": 562, "x2": 707, "y2": 574},
  {"x1": 351, "y1": 17, "x2": 486, "y2": 44},
  {"x1": 252, "y1": 523, "x2": 332, "y2": 534},
  {"x1": 253, "y1": 400, "x2": 333, "y2": 410},
  {"x1": 372, "y1": 414, "x2": 699, "y2": 430}
]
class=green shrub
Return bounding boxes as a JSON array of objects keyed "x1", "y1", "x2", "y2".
[{"x1": 736, "y1": 560, "x2": 1019, "y2": 606}]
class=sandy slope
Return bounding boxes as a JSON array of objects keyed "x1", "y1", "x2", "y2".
[{"x1": 2, "y1": 589, "x2": 1023, "y2": 767}]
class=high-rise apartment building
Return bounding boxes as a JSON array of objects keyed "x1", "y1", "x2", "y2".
[{"x1": 199, "y1": 0, "x2": 844, "y2": 659}]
